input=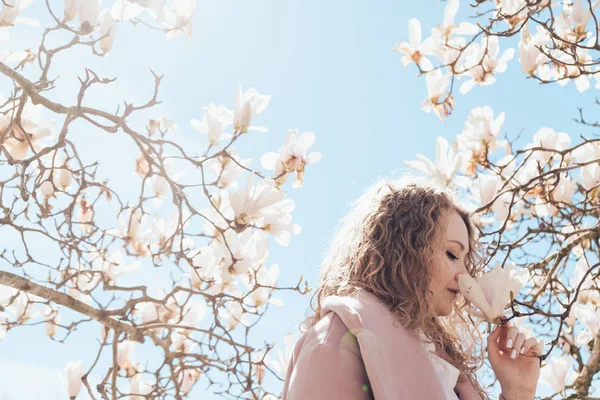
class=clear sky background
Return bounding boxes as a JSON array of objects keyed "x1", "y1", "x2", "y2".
[{"x1": 0, "y1": 0, "x2": 598, "y2": 398}]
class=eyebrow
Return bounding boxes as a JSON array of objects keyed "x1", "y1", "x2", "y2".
[{"x1": 448, "y1": 240, "x2": 466, "y2": 251}]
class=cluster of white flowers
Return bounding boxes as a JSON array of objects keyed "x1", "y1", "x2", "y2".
[{"x1": 393, "y1": 0, "x2": 600, "y2": 119}]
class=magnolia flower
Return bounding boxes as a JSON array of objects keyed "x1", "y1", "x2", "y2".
[
  {"x1": 572, "y1": 140, "x2": 600, "y2": 190},
  {"x1": 65, "y1": 360, "x2": 85, "y2": 398},
  {"x1": 259, "y1": 199, "x2": 301, "y2": 246},
  {"x1": 43, "y1": 305, "x2": 59, "y2": 338},
  {"x1": 392, "y1": 18, "x2": 435, "y2": 70},
  {"x1": 432, "y1": 0, "x2": 478, "y2": 38},
  {"x1": 53, "y1": 166, "x2": 73, "y2": 190},
  {"x1": 458, "y1": 262, "x2": 528, "y2": 322},
  {"x1": 496, "y1": 0, "x2": 531, "y2": 29},
  {"x1": 472, "y1": 173, "x2": 502, "y2": 207},
  {"x1": 207, "y1": 150, "x2": 250, "y2": 189},
  {"x1": 77, "y1": 0, "x2": 102, "y2": 34},
  {"x1": 404, "y1": 136, "x2": 470, "y2": 188},
  {"x1": 98, "y1": 9, "x2": 116, "y2": 55},
  {"x1": 136, "y1": 302, "x2": 159, "y2": 323},
  {"x1": 191, "y1": 104, "x2": 233, "y2": 145},
  {"x1": 219, "y1": 301, "x2": 244, "y2": 330},
  {"x1": 573, "y1": 303, "x2": 600, "y2": 345},
  {"x1": 266, "y1": 333, "x2": 295, "y2": 377},
  {"x1": 229, "y1": 176, "x2": 285, "y2": 226},
  {"x1": 40, "y1": 180, "x2": 55, "y2": 199},
  {"x1": 111, "y1": 0, "x2": 144, "y2": 21},
  {"x1": 261, "y1": 129, "x2": 322, "y2": 188},
  {"x1": 2, "y1": 102, "x2": 53, "y2": 161},
  {"x1": 64, "y1": 0, "x2": 78, "y2": 22},
  {"x1": 539, "y1": 355, "x2": 573, "y2": 394},
  {"x1": 0, "y1": 0, "x2": 33, "y2": 26},
  {"x1": 147, "y1": 116, "x2": 178, "y2": 136},
  {"x1": 249, "y1": 264, "x2": 280, "y2": 307},
  {"x1": 528, "y1": 127, "x2": 572, "y2": 165},
  {"x1": 569, "y1": 256, "x2": 600, "y2": 306},
  {"x1": 551, "y1": 174, "x2": 577, "y2": 204},
  {"x1": 233, "y1": 84, "x2": 271, "y2": 134},
  {"x1": 460, "y1": 36, "x2": 514, "y2": 94},
  {"x1": 518, "y1": 25, "x2": 549, "y2": 76},
  {"x1": 117, "y1": 340, "x2": 136, "y2": 373},
  {"x1": 568, "y1": 0, "x2": 600, "y2": 40},
  {"x1": 162, "y1": 0, "x2": 198, "y2": 40},
  {"x1": 131, "y1": 376, "x2": 153, "y2": 400},
  {"x1": 421, "y1": 69, "x2": 453, "y2": 119},
  {"x1": 457, "y1": 106, "x2": 507, "y2": 176},
  {"x1": 178, "y1": 368, "x2": 201, "y2": 394}
]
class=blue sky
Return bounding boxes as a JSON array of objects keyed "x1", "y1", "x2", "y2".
[{"x1": 1, "y1": 0, "x2": 598, "y2": 398}]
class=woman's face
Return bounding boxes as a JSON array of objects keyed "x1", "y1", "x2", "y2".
[{"x1": 428, "y1": 209, "x2": 470, "y2": 317}]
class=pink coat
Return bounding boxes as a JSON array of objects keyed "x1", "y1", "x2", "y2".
[{"x1": 282, "y1": 291, "x2": 482, "y2": 399}]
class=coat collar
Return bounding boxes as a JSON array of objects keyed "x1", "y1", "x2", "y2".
[{"x1": 320, "y1": 290, "x2": 448, "y2": 399}]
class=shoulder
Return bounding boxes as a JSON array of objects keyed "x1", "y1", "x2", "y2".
[{"x1": 295, "y1": 311, "x2": 363, "y2": 362}]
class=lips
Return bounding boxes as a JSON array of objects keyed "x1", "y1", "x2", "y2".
[{"x1": 448, "y1": 289, "x2": 458, "y2": 297}]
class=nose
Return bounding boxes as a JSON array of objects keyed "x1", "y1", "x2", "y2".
[{"x1": 454, "y1": 264, "x2": 469, "y2": 281}]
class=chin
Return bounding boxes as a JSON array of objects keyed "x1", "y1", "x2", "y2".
[{"x1": 438, "y1": 303, "x2": 453, "y2": 317}]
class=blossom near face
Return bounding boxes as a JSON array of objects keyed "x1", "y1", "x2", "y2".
[{"x1": 428, "y1": 209, "x2": 470, "y2": 316}]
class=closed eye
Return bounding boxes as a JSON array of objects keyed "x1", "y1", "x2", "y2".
[{"x1": 446, "y1": 251, "x2": 457, "y2": 261}]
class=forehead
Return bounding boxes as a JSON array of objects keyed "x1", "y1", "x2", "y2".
[{"x1": 441, "y1": 209, "x2": 469, "y2": 247}]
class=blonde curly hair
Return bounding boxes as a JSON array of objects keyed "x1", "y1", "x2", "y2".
[{"x1": 304, "y1": 173, "x2": 490, "y2": 399}]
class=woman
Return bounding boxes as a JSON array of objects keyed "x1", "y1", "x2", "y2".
[{"x1": 282, "y1": 175, "x2": 541, "y2": 399}]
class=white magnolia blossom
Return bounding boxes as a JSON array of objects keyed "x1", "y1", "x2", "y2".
[
  {"x1": 572, "y1": 302, "x2": 600, "y2": 345},
  {"x1": 258, "y1": 199, "x2": 301, "y2": 246},
  {"x1": 136, "y1": 301, "x2": 159, "y2": 323},
  {"x1": 460, "y1": 36, "x2": 514, "y2": 95},
  {"x1": 163, "y1": 0, "x2": 198, "y2": 40},
  {"x1": 1, "y1": 101, "x2": 53, "y2": 161},
  {"x1": 40, "y1": 180, "x2": 55, "y2": 199},
  {"x1": 229, "y1": 176, "x2": 285, "y2": 226},
  {"x1": 551, "y1": 174, "x2": 577, "y2": 205},
  {"x1": 0, "y1": 0, "x2": 34, "y2": 26},
  {"x1": 404, "y1": 136, "x2": 471, "y2": 188},
  {"x1": 131, "y1": 376, "x2": 154, "y2": 400},
  {"x1": 431, "y1": 0, "x2": 478, "y2": 38},
  {"x1": 458, "y1": 262, "x2": 528, "y2": 322},
  {"x1": 65, "y1": 360, "x2": 85, "y2": 398},
  {"x1": 219, "y1": 300, "x2": 244, "y2": 330},
  {"x1": 111, "y1": 0, "x2": 144, "y2": 21},
  {"x1": 569, "y1": 256, "x2": 600, "y2": 306},
  {"x1": 77, "y1": 0, "x2": 102, "y2": 34},
  {"x1": 178, "y1": 368, "x2": 201, "y2": 394},
  {"x1": 191, "y1": 103, "x2": 233, "y2": 145},
  {"x1": 64, "y1": 0, "x2": 78, "y2": 21},
  {"x1": 43, "y1": 305, "x2": 59, "y2": 338},
  {"x1": 421, "y1": 68, "x2": 451, "y2": 119},
  {"x1": 261, "y1": 129, "x2": 322, "y2": 188},
  {"x1": 392, "y1": 18, "x2": 435, "y2": 70},
  {"x1": 53, "y1": 166, "x2": 73, "y2": 190},
  {"x1": 472, "y1": 173, "x2": 502, "y2": 208},
  {"x1": 457, "y1": 105, "x2": 507, "y2": 175},
  {"x1": 98, "y1": 9, "x2": 117, "y2": 55},
  {"x1": 518, "y1": 24, "x2": 549, "y2": 76},
  {"x1": 529, "y1": 127, "x2": 572, "y2": 165},
  {"x1": 248, "y1": 264, "x2": 280, "y2": 307},
  {"x1": 207, "y1": 149, "x2": 250, "y2": 189},
  {"x1": 572, "y1": 140, "x2": 600, "y2": 190},
  {"x1": 117, "y1": 340, "x2": 137, "y2": 373},
  {"x1": 233, "y1": 84, "x2": 271, "y2": 134},
  {"x1": 265, "y1": 333, "x2": 295, "y2": 377},
  {"x1": 539, "y1": 355, "x2": 573, "y2": 394}
]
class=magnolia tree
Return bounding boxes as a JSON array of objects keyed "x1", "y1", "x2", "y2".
[
  {"x1": 397, "y1": 0, "x2": 600, "y2": 398},
  {"x1": 0, "y1": 0, "x2": 320, "y2": 398}
]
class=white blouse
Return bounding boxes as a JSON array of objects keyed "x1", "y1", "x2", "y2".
[{"x1": 417, "y1": 331, "x2": 461, "y2": 400}]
